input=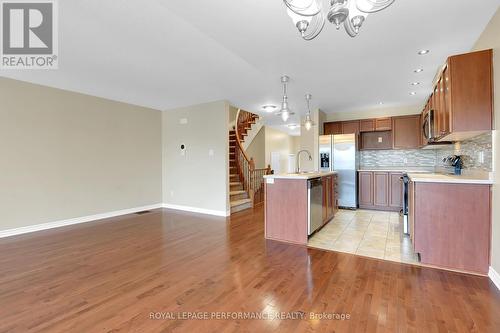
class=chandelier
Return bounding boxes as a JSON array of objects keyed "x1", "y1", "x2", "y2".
[{"x1": 284, "y1": 0, "x2": 395, "y2": 40}]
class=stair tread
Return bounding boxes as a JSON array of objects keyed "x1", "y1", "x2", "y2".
[
  {"x1": 229, "y1": 182, "x2": 242, "y2": 186},
  {"x1": 230, "y1": 190, "x2": 246, "y2": 195},
  {"x1": 230, "y1": 198, "x2": 252, "y2": 207}
]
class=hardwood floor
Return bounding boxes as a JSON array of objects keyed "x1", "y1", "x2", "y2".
[{"x1": 1, "y1": 206, "x2": 499, "y2": 332}]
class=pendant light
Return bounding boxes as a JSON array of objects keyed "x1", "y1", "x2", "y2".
[
  {"x1": 276, "y1": 75, "x2": 295, "y2": 122},
  {"x1": 302, "y1": 93, "x2": 315, "y2": 131}
]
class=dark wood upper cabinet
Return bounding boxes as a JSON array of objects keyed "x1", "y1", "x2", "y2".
[
  {"x1": 425, "y1": 49, "x2": 493, "y2": 142},
  {"x1": 341, "y1": 120, "x2": 360, "y2": 135},
  {"x1": 360, "y1": 131, "x2": 392, "y2": 150},
  {"x1": 324, "y1": 122, "x2": 342, "y2": 135},
  {"x1": 392, "y1": 115, "x2": 421, "y2": 149},
  {"x1": 375, "y1": 118, "x2": 392, "y2": 131},
  {"x1": 360, "y1": 119, "x2": 375, "y2": 132}
]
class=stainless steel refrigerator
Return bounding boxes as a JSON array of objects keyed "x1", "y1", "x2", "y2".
[{"x1": 319, "y1": 134, "x2": 358, "y2": 209}]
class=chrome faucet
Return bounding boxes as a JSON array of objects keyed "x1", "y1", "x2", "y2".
[{"x1": 296, "y1": 150, "x2": 313, "y2": 173}]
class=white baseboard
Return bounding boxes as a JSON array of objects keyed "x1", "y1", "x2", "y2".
[
  {"x1": 0, "y1": 203, "x2": 163, "y2": 238},
  {"x1": 162, "y1": 203, "x2": 229, "y2": 217},
  {"x1": 489, "y1": 266, "x2": 500, "y2": 291}
]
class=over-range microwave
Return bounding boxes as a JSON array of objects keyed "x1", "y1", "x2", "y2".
[{"x1": 422, "y1": 109, "x2": 435, "y2": 142}]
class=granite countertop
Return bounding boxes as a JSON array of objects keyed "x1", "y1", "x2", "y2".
[
  {"x1": 407, "y1": 172, "x2": 493, "y2": 185},
  {"x1": 263, "y1": 171, "x2": 337, "y2": 180}
]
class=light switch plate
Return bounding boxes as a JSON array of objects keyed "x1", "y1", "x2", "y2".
[
  {"x1": 179, "y1": 118, "x2": 188, "y2": 125},
  {"x1": 208, "y1": 149, "x2": 214, "y2": 157},
  {"x1": 266, "y1": 178, "x2": 274, "y2": 184}
]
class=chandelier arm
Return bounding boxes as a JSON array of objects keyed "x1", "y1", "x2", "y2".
[
  {"x1": 283, "y1": 0, "x2": 322, "y2": 17},
  {"x1": 302, "y1": 14, "x2": 326, "y2": 41},
  {"x1": 356, "y1": 0, "x2": 395, "y2": 13},
  {"x1": 344, "y1": 16, "x2": 358, "y2": 37}
]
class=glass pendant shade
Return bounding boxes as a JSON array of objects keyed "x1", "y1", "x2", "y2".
[
  {"x1": 276, "y1": 75, "x2": 295, "y2": 123},
  {"x1": 304, "y1": 116, "x2": 313, "y2": 131},
  {"x1": 302, "y1": 94, "x2": 315, "y2": 131},
  {"x1": 281, "y1": 110, "x2": 290, "y2": 122}
]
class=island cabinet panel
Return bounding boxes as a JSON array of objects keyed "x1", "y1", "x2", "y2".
[
  {"x1": 358, "y1": 172, "x2": 373, "y2": 207},
  {"x1": 389, "y1": 172, "x2": 403, "y2": 208},
  {"x1": 392, "y1": 115, "x2": 421, "y2": 149},
  {"x1": 265, "y1": 179, "x2": 308, "y2": 245},
  {"x1": 413, "y1": 182, "x2": 491, "y2": 274},
  {"x1": 322, "y1": 176, "x2": 329, "y2": 223},
  {"x1": 373, "y1": 172, "x2": 389, "y2": 207},
  {"x1": 322, "y1": 175, "x2": 335, "y2": 224},
  {"x1": 331, "y1": 174, "x2": 338, "y2": 216}
]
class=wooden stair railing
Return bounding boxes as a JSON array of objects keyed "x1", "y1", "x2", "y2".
[{"x1": 234, "y1": 109, "x2": 272, "y2": 207}]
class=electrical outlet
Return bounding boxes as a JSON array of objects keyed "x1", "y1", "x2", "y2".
[
  {"x1": 478, "y1": 151, "x2": 485, "y2": 164},
  {"x1": 378, "y1": 137, "x2": 383, "y2": 143},
  {"x1": 403, "y1": 158, "x2": 408, "y2": 164}
]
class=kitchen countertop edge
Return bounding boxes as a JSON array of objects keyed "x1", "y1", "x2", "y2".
[
  {"x1": 263, "y1": 171, "x2": 337, "y2": 180},
  {"x1": 407, "y1": 173, "x2": 493, "y2": 185}
]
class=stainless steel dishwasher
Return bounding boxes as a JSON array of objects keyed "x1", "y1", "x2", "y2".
[{"x1": 308, "y1": 178, "x2": 323, "y2": 236}]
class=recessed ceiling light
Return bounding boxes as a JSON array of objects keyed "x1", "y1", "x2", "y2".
[
  {"x1": 414, "y1": 68, "x2": 424, "y2": 73},
  {"x1": 418, "y1": 50, "x2": 430, "y2": 55},
  {"x1": 262, "y1": 105, "x2": 277, "y2": 112},
  {"x1": 411, "y1": 82, "x2": 420, "y2": 86},
  {"x1": 409, "y1": 92, "x2": 417, "y2": 95}
]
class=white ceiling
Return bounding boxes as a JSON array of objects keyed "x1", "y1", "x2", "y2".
[{"x1": 2, "y1": 0, "x2": 499, "y2": 133}]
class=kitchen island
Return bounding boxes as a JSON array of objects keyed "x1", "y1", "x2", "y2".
[
  {"x1": 263, "y1": 171, "x2": 337, "y2": 245},
  {"x1": 408, "y1": 172, "x2": 493, "y2": 274}
]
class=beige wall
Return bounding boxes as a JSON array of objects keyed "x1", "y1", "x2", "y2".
[
  {"x1": 325, "y1": 105, "x2": 421, "y2": 122},
  {"x1": 0, "y1": 77, "x2": 162, "y2": 231},
  {"x1": 265, "y1": 127, "x2": 298, "y2": 174},
  {"x1": 473, "y1": 8, "x2": 500, "y2": 275},
  {"x1": 246, "y1": 127, "x2": 266, "y2": 169},
  {"x1": 162, "y1": 101, "x2": 229, "y2": 214}
]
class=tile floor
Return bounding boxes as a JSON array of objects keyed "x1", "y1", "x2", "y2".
[{"x1": 308, "y1": 209, "x2": 419, "y2": 264}]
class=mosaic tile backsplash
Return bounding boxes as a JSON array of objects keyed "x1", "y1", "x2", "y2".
[
  {"x1": 360, "y1": 132, "x2": 492, "y2": 171},
  {"x1": 435, "y1": 132, "x2": 492, "y2": 171},
  {"x1": 360, "y1": 149, "x2": 436, "y2": 167}
]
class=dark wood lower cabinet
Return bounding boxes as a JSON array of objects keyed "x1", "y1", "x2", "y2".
[
  {"x1": 410, "y1": 182, "x2": 491, "y2": 274},
  {"x1": 358, "y1": 172, "x2": 373, "y2": 207},
  {"x1": 374, "y1": 172, "x2": 389, "y2": 207},
  {"x1": 389, "y1": 172, "x2": 403, "y2": 208},
  {"x1": 322, "y1": 175, "x2": 337, "y2": 224},
  {"x1": 359, "y1": 171, "x2": 402, "y2": 212}
]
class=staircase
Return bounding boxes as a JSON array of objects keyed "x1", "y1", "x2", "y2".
[
  {"x1": 229, "y1": 110, "x2": 272, "y2": 214},
  {"x1": 229, "y1": 128, "x2": 252, "y2": 213}
]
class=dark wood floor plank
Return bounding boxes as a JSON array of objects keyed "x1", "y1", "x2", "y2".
[{"x1": 0, "y1": 206, "x2": 499, "y2": 332}]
